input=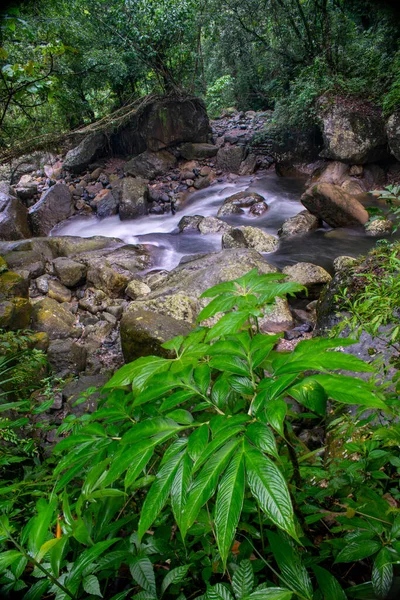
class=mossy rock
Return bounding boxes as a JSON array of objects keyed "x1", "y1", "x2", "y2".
[
  {"x1": 31, "y1": 297, "x2": 78, "y2": 339},
  {"x1": 0, "y1": 271, "x2": 29, "y2": 299},
  {"x1": 0, "y1": 297, "x2": 32, "y2": 330},
  {"x1": 0, "y1": 256, "x2": 7, "y2": 274}
]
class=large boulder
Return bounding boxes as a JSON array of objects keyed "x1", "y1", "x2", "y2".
[
  {"x1": 216, "y1": 146, "x2": 245, "y2": 174},
  {"x1": 282, "y1": 262, "x2": 332, "y2": 299},
  {"x1": 0, "y1": 298, "x2": 32, "y2": 330},
  {"x1": 28, "y1": 184, "x2": 73, "y2": 236},
  {"x1": 278, "y1": 210, "x2": 320, "y2": 238},
  {"x1": 91, "y1": 189, "x2": 120, "y2": 218},
  {"x1": 53, "y1": 257, "x2": 87, "y2": 287},
  {"x1": 63, "y1": 132, "x2": 106, "y2": 173},
  {"x1": 238, "y1": 227, "x2": 279, "y2": 253},
  {"x1": 309, "y1": 161, "x2": 386, "y2": 193},
  {"x1": 15, "y1": 174, "x2": 38, "y2": 201},
  {"x1": 120, "y1": 309, "x2": 192, "y2": 362},
  {"x1": 318, "y1": 99, "x2": 389, "y2": 164},
  {"x1": 119, "y1": 176, "x2": 149, "y2": 220},
  {"x1": 386, "y1": 112, "x2": 400, "y2": 161},
  {"x1": 301, "y1": 183, "x2": 369, "y2": 228},
  {"x1": 125, "y1": 149, "x2": 177, "y2": 179},
  {"x1": 0, "y1": 193, "x2": 31, "y2": 240},
  {"x1": 198, "y1": 217, "x2": 231, "y2": 234},
  {"x1": 47, "y1": 339, "x2": 87, "y2": 376},
  {"x1": 31, "y1": 297, "x2": 79, "y2": 339}
]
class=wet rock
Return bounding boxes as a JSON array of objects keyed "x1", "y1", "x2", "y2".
[
  {"x1": 120, "y1": 308, "x2": 193, "y2": 362},
  {"x1": 239, "y1": 153, "x2": 258, "y2": 175},
  {"x1": 333, "y1": 255, "x2": 357, "y2": 272},
  {"x1": 238, "y1": 226, "x2": 278, "y2": 253},
  {"x1": 365, "y1": 219, "x2": 393, "y2": 236},
  {"x1": 35, "y1": 274, "x2": 50, "y2": 294},
  {"x1": 179, "y1": 142, "x2": 218, "y2": 160},
  {"x1": 53, "y1": 257, "x2": 87, "y2": 287},
  {"x1": 0, "y1": 193, "x2": 31, "y2": 240},
  {"x1": 278, "y1": 210, "x2": 320, "y2": 238},
  {"x1": 0, "y1": 270, "x2": 29, "y2": 298},
  {"x1": 31, "y1": 297, "x2": 79, "y2": 339},
  {"x1": 193, "y1": 176, "x2": 211, "y2": 190},
  {"x1": 87, "y1": 264, "x2": 130, "y2": 297},
  {"x1": 0, "y1": 298, "x2": 32, "y2": 330},
  {"x1": 47, "y1": 279, "x2": 72, "y2": 303},
  {"x1": 216, "y1": 146, "x2": 245, "y2": 173},
  {"x1": 15, "y1": 174, "x2": 38, "y2": 201},
  {"x1": 47, "y1": 339, "x2": 87, "y2": 376},
  {"x1": 222, "y1": 228, "x2": 248, "y2": 249},
  {"x1": 119, "y1": 176, "x2": 148, "y2": 219},
  {"x1": 249, "y1": 201, "x2": 268, "y2": 217},
  {"x1": 63, "y1": 132, "x2": 106, "y2": 173},
  {"x1": 177, "y1": 215, "x2": 204, "y2": 232},
  {"x1": 301, "y1": 183, "x2": 369, "y2": 228},
  {"x1": 28, "y1": 183, "x2": 74, "y2": 236},
  {"x1": 217, "y1": 191, "x2": 266, "y2": 217},
  {"x1": 78, "y1": 288, "x2": 108, "y2": 313},
  {"x1": 125, "y1": 149, "x2": 177, "y2": 179},
  {"x1": 386, "y1": 112, "x2": 400, "y2": 161},
  {"x1": 283, "y1": 262, "x2": 332, "y2": 299},
  {"x1": 198, "y1": 216, "x2": 232, "y2": 234},
  {"x1": 318, "y1": 99, "x2": 389, "y2": 164},
  {"x1": 92, "y1": 188, "x2": 120, "y2": 218},
  {"x1": 125, "y1": 279, "x2": 151, "y2": 299},
  {"x1": 259, "y1": 297, "x2": 294, "y2": 333}
]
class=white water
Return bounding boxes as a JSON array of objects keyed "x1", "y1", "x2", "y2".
[{"x1": 53, "y1": 171, "x2": 383, "y2": 272}]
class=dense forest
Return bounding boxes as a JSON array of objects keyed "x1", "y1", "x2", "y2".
[
  {"x1": 1, "y1": 1, "x2": 400, "y2": 600},
  {"x1": 1, "y1": 0, "x2": 400, "y2": 149}
]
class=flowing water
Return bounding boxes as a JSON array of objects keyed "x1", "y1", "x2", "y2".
[{"x1": 53, "y1": 171, "x2": 387, "y2": 273}]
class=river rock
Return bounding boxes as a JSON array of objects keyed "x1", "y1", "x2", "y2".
[
  {"x1": 216, "y1": 146, "x2": 245, "y2": 173},
  {"x1": 63, "y1": 132, "x2": 106, "y2": 173},
  {"x1": 87, "y1": 264, "x2": 130, "y2": 297},
  {"x1": 178, "y1": 215, "x2": 204, "y2": 232},
  {"x1": 28, "y1": 184, "x2": 74, "y2": 236},
  {"x1": 193, "y1": 175, "x2": 211, "y2": 190},
  {"x1": 121, "y1": 308, "x2": 192, "y2": 362},
  {"x1": 238, "y1": 227, "x2": 278, "y2": 252},
  {"x1": 92, "y1": 189, "x2": 120, "y2": 218},
  {"x1": 239, "y1": 153, "x2": 258, "y2": 175},
  {"x1": 365, "y1": 219, "x2": 393, "y2": 236},
  {"x1": 125, "y1": 279, "x2": 151, "y2": 299},
  {"x1": 47, "y1": 339, "x2": 87, "y2": 376},
  {"x1": 125, "y1": 149, "x2": 177, "y2": 179},
  {"x1": 15, "y1": 174, "x2": 38, "y2": 201},
  {"x1": 333, "y1": 255, "x2": 357, "y2": 272},
  {"x1": 78, "y1": 288, "x2": 108, "y2": 313},
  {"x1": 0, "y1": 298, "x2": 32, "y2": 330},
  {"x1": 282, "y1": 262, "x2": 332, "y2": 298},
  {"x1": 222, "y1": 228, "x2": 248, "y2": 249},
  {"x1": 318, "y1": 100, "x2": 388, "y2": 164},
  {"x1": 53, "y1": 257, "x2": 87, "y2": 287},
  {"x1": 179, "y1": 142, "x2": 218, "y2": 160},
  {"x1": 31, "y1": 297, "x2": 79, "y2": 339},
  {"x1": 301, "y1": 183, "x2": 369, "y2": 228},
  {"x1": 259, "y1": 297, "x2": 294, "y2": 333},
  {"x1": 386, "y1": 112, "x2": 400, "y2": 161},
  {"x1": 278, "y1": 210, "x2": 320, "y2": 238},
  {"x1": 0, "y1": 193, "x2": 31, "y2": 240},
  {"x1": 249, "y1": 201, "x2": 268, "y2": 217},
  {"x1": 47, "y1": 279, "x2": 72, "y2": 303},
  {"x1": 0, "y1": 270, "x2": 29, "y2": 298},
  {"x1": 198, "y1": 216, "x2": 232, "y2": 234},
  {"x1": 217, "y1": 191, "x2": 267, "y2": 217},
  {"x1": 119, "y1": 176, "x2": 148, "y2": 219}
]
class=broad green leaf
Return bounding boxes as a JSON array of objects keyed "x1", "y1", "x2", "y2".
[
  {"x1": 372, "y1": 548, "x2": 393, "y2": 599},
  {"x1": 207, "y1": 583, "x2": 235, "y2": 600},
  {"x1": 193, "y1": 424, "x2": 245, "y2": 472},
  {"x1": 258, "y1": 282, "x2": 305, "y2": 304},
  {"x1": 130, "y1": 556, "x2": 156, "y2": 595},
  {"x1": 22, "y1": 580, "x2": 49, "y2": 600},
  {"x1": 188, "y1": 425, "x2": 209, "y2": 462},
  {"x1": 121, "y1": 417, "x2": 183, "y2": 445},
  {"x1": 245, "y1": 445, "x2": 297, "y2": 541},
  {"x1": 265, "y1": 399, "x2": 286, "y2": 437},
  {"x1": 211, "y1": 374, "x2": 234, "y2": 409},
  {"x1": 0, "y1": 550, "x2": 23, "y2": 571},
  {"x1": 335, "y1": 540, "x2": 381, "y2": 563},
  {"x1": 210, "y1": 355, "x2": 250, "y2": 376},
  {"x1": 232, "y1": 559, "x2": 254, "y2": 600},
  {"x1": 161, "y1": 564, "x2": 191, "y2": 595},
  {"x1": 166, "y1": 409, "x2": 194, "y2": 424},
  {"x1": 83, "y1": 574, "x2": 102, "y2": 597},
  {"x1": 288, "y1": 379, "x2": 327, "y2": 416},
  {"x1": 246, "y1": 422, "x2": 278, "y2": 459},
  {"x1": 65, "y1": 539, "x2": 119, "y2": 593},
  {"x1": 205, "y1": 311, "x2": 250, "y2": 342},
  {"x1": 35, "y1": 537, "x2": 62, "y2": 564},
  {"x1": 181, "y1": 439, "x2": 239, "y2": 537},
  {"x1": 104, "y1": 356, "x2": 169, "y2": 391},
  {"x1": 215, "y1": 448, "x2": 245, "y2": 566},
  {"x1": 28, "y1": 498, "x2": 57, "y2": 556},
  {"x1": 49, "y1": 535, "x2": 69, "y2": 578},
  {"x1": 194, "y1": 364, "x2": 211, "y2": 395},
  {"x1": 132, "y1": 374, "x2": 180, "y2": 406},
  {"x1": 125, "y1": 448, "x2": 154, "y2": 489},
  {"x1": 313, "y1": 565, "x2": 347, "y2": 600},
  {"x1": 161, "y1": 390, "x2": 197, "y2": 411},
  {"x1": 200, "y1": 281, "x2": 237, "y2": 298},
  {"x1": 249, "y1": 590, "x2": 293, "y2": 600},
  {"x1": 197, "y1": 294, "x2": 238, "y2": 322},
  {"x1": 267, "y1": 532, "x2": 312, "y2": 600},
  {"x1": 309, "y1": 375, "x2": 387, "y2": 410},
  {"x1": 228, "y1": 376, "x2": 254, "y2": 395},
  {"x1": 138, "y1": 452, "x2": 184, "y2": 540},
  {"x1": 171, "y1": 453, "x2": 193, "y2": 530}
]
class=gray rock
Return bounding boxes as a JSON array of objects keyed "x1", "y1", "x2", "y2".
[
  {"x1": 125, "y1": 150, "x2": 177, "y2": 179},
  {"x1": 319, "y1": 100, "x2": 389, "y2": 164},
  {"x1": 177, "y1": 215, "x2": 204, "y2": 232},
  {"x1": 121, "y1": 308, "x2": 193, "y2": 362},
  {"x1": 31, "y1": 297, "x2": 79, "y2": 339},
  {"x1": 238, "y1": 226, "x2": 278, "y2": 252},
  {"x1": 47, "y1": 339, "x2": 87, "y2": 376},
  {"x1": 278, "y1": 210, "x2": 320, "y2": 238},
  {"x1": 47, "y1": 279, "x2": 72, "y2": 303},
  {"x1": 217, "y1": 191, "x2": 267, "y2": 217},
  {"x1": 125, "y1": 279, "x2": 151, "y2": 299},
  {"x1": 193, "y1": 176, "x2": 211, "y2": 190},
  {"x1": 62, "y1": 374, "x2": 109, "y2": 416},
  {"x1": 386, "y1": 112, "x2": 400, "y2": 161},
  {"x1": 28, "y1": 184, "x2": 73, "y2": 236},
  {"x1": 365, "y1": 219, "x2": 393, "y2": 236},
  {"x1": 198, "y1": 216, "x2": 232, "y2": 234},
  {"x1": 15, "y1": 174, "x2": 38, "y2": 201},
  {"x1": 301, "y1": 183, "x2": 369, "y2": 228},
  {"x1": 53, "y1": 257, "x2": 87, "y2": 287},
  {"x1": 119, "y1": 176, "x2": 148, "y2": 219},
  {"x1": 92, "y1": 189, "x2": 120, "y2": 218},
  {"x1": 259, "y1": 297, "x2": 294, "y2": 333},
  {"x1": 333, "y1": 255, "x2": 357, "y2": 272},
  {"x1": 35, "y1": 275, "x2": 50, "y2": 294},
  {"x1": 63, "y1": 132, "x2": 106, "y2": 173},
  {"x1": 222, "y1": 228, "x2": 248, "y2": 249},
  {"x1": 0, "y1": 193, "x2": 31, "y2": 240},
  {"x1": 216, "y1": 146, "x2": 245, "y2": 173},
  {"x1": 179, "y1": 143, "x2": 218, "y2": 160},
  {"x1": 283, "y1": 262, "x2": 332, "y2": 299},
  {"x1": 78, "y1": 288, "x2": 108, "y2": 313}
]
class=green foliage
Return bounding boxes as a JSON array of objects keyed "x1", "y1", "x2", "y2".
[
  {"x1": 1, "y1": 270, "x2": 399, "y2": 598},
  {"x1": 206, "y1": 75, "x2": 236, "y2": 118}
]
